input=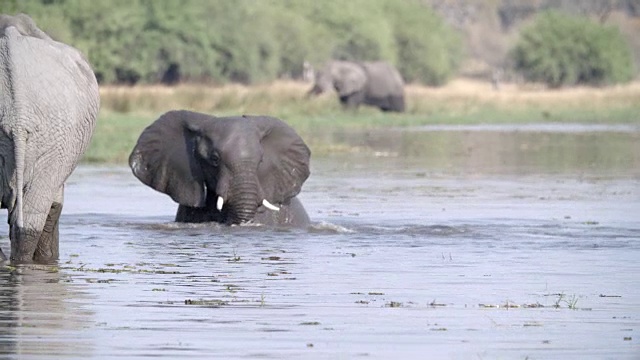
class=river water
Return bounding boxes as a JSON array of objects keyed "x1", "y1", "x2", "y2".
[{"x1": 0, "y1": 124, "x2": 638, "y2": 359}]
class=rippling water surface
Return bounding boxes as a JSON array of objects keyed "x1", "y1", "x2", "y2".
[{"x1": 0, "y1": 125, "x2": 638, "y2": 359}]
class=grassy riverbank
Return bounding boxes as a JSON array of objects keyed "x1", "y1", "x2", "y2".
[{"x1": 84, "y1": 79, "x2": 640, "y2": 163}]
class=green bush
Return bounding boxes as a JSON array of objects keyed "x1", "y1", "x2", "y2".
[
  {"x1": 5, "y1": 0, "x2": 463, "y2": 85},
  {"x1": 511, "y1": 11, "x2": 634, "y2": 87},
  {"x1": 387, "y1": 0, "x2": 463, "y2": 86},
  {"x1": 272, "y1": 0, "x2": 463, "y2": 85},
  {"x1": 295, "y1": 0, "x2": 397, "y2": 62}
]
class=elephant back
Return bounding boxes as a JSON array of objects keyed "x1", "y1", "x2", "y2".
[
  {"x1": 361, "y1": 61, "x2": 405, "y2": 98},
  {"x1": 0, "y1": 13, "x2": 51, "y2": 40},
  {"x1": 0, "y1": 14, "x2": 99, "y2": 184}
]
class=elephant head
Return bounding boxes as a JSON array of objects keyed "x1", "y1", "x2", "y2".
[
  {"x1": 308, "y1": 61, "x2": 367, "y2": 98},
  {"x1": 129, "y1": 111, "x2": 311, "y2": 225}
]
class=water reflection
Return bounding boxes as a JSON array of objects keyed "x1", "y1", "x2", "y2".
[
  {"x1": 319, "y1": 124, "x2": 640, "y2": 175},
  {"x1": 0, "y1": 266, "x2": 94, "y2": 359}
]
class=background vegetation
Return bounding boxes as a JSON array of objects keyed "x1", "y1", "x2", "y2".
[
  {"x1": 87, "y1": 80, "x2": 640, "y2": 163},
  {"x1": 512, "y1": 11, "x2": 634, "y2": 87},
  {"x1": 2, "y1": 0, "x2": 463, "y2": 86},
  {"x1": 1, "y1": 0, "x2": 639, "y2": 163},
  {"x1": 4, "y1": 0, "x2": 640, "y2": 88},
  {"x1": 6, "y1": 0, "x2": 636, "y2": 87}
]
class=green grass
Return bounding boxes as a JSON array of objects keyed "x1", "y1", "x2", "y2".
[
  {"x1": 83, "y1": 80, "x2": 640, "y2": 164},
  {"x1": 83, "y1": 112, "x2": 156, "y2": 164},
  {"x1": 286, "y1": 104, "x2": 640, "y2": 132}
]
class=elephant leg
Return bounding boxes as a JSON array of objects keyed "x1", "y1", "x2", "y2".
[
  {"x1": 276, "y1": 197, "x2": 309, "y2": 227},
  {"x1": 175, "y1": 205, "x2": 221, "y2": 223},
  {"x1": 253, "y1": 197, "x2": 310, "y2": 227},
  {"x1": 33, "y1": 187, "x2": 63, "y2": 263},
  {"x1": 33, "y1": 201, "x2": 62, "y2": 264},
  {"x1": 367, "y1": 96, "x2": 391, "y2": 112},
  {"x1": 0, "y1": 247, "x2": 6, "y2": 261},
  {"x1": 388, "y1": 95, "x2": 405, "y2": 112},
  {"x1": 10, "y1": 213, "x2": 47, "y2": 264},
  {"x1": 366, "y1": 95, "x2": 405, "y2": 113},
  {"x1": 10, "y1": 184, "x2": 58, "y2": 264},
  {"x1": 339, "y1": 92, "x2": 363, "y2": 110}
]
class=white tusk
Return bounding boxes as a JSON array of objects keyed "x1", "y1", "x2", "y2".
[
  {"x1": 216, "y1": 196, "x2": 224, "y2": 211},
  {"x1": 262, "y1": 199, "x2": 280, "y2": 211}
]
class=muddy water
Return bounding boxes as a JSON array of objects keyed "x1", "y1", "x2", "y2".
[{"x1": 0, "y1": 124, "x2": 639, "y2": 359}]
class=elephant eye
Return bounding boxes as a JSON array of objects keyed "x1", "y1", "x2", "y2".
[{"x1": 208, "y1": 152, "x2": 220, "y2": 166}]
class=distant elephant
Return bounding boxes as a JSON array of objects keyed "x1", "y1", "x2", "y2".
[
  {"x1": 129, "y1": 110, "x2": 311, "y2": 227},
  {"x1": 308, "y1": 60, "x2": 405, "y2": 112},
  {"x1": 0, "y1": 14, "x2": 99, "y2": 263}
]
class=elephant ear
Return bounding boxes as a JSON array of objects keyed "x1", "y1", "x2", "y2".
[
  {"x1": 245, "y1": 116, "x2": 311, "y2": 205},
  {"x1": 129, "y1": 110, "x2": 212, "y2": 207},
  {"x1": 332, "y1": 62, "x2": 367, "y2": 96}
]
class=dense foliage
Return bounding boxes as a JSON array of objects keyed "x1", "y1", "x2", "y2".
[
  {"x1": 511, "y1": 11, "x2": 634, "y2": 87},
  {"x1": 1, "y1": 0, "x2": 463, "y2": 85}
]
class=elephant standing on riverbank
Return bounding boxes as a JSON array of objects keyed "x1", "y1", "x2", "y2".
[
  {"x1": 129, "y1": 110, "x2": 311, "y2": 227},
  {"x1": 308, "y1": 60, "x2": 405, "y2": 112},
  {"x1": 0, "y1": 14, "x2": 99, "y2": 263}
]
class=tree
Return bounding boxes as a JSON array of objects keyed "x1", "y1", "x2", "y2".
[{"x1": 511, "y1": 11, "x2": 634, "y2": 87}]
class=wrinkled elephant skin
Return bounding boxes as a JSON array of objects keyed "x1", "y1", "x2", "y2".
[
  {"x1": 0, "y1": 14, "x2": 99, "y2": 263},
  {"x1": 129, "y1": 110, "x2": 311, "y2": 228}
]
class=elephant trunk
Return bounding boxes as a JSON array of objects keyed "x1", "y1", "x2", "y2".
[
  {"x1": 307, "y1": 84, "x2": 324, "y2": 96},
  {"x1": 226, "y1": 174, "x2": 260, "y2": 224}
]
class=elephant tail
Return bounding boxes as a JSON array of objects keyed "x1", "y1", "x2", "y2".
[{"x1": 12, "y1": 130, "x2": 26, "y2": 229}]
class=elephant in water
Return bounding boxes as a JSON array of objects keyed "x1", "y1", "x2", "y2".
[
  {"x1": 0, "y1": 14, "x2": 99, "y2": 263},
  {"x1": 308, "y1": 60, "x2": 405, "y2": 112},
  {"x1": 129, "y1": 110, "x2": 311, "y2": 227}
]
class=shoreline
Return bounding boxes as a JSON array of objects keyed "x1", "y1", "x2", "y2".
[{"x1": 86, "y1": 78, "x2": 640, "y2": 163}]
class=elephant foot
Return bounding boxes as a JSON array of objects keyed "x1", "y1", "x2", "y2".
[
  {"x1": 33, "y1": 243, "x2": 59, "y2": 264},
  {"x1": 10, "y1": 226, "x2": 37, "y2": 264},
  {"x1": 10, "y1": 252, "x2": 35, "y2": 264}
]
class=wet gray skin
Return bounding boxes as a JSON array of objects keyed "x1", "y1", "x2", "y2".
[{"x1": 0, "y1": 124, "x2": 639, "y2": 359}]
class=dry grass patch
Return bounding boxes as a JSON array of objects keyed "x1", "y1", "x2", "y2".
[
  {"x1": 406, "y1": 78, "x2": 640, "y2": 114},
  {"x1": 100, "y1": 79, "x2": 640, "y2": 121},
  {"x1": 99, "y1": 81, "x2": 334, "y2": 116}
]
